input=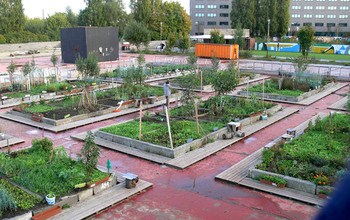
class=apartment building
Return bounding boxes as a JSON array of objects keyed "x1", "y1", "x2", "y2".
[
  {"x1": 289, "y1": 0, "x2": 349, "y2": 36},
  {"x1": 190, "y1": 0, "x2": 232, "y2": 35},
  {"x1": 190, "y1": 0, "x2": 350, "y2": 37}
]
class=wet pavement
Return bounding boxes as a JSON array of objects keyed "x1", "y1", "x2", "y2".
[{"x1": 0, "y1": 53, "x2": 349, "y2": 219}]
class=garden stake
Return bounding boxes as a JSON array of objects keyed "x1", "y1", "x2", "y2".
[
  {"x1": 7, "y1": 138, "x2": 10, "y2": 154},
  {"x1": 165, "y1": 106, "x2": 173, "y2": 149},
  {"x1": 262, "y1": 77, "x2": 265, "y2": 108},
  {"x1": 201, "y1": 71, "x2": 203, "y2": 97},
  {"x1": 195, "y1": 102, "x2": 200, "y2": 135},
  {"x1": 139, "y1": 101, "x2": 143, "y2": 140}
]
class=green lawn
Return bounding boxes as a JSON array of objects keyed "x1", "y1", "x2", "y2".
[{"x1": 250, "y1": 50, "x2": 350, "y2": 61}]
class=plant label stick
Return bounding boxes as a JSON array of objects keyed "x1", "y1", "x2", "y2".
[{"x1": 195, "y1": 102, "x2": 200, "y2": 135}]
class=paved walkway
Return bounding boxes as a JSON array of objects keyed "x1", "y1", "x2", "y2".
[{"x1": 328, "y1": 96, "x2": 348, "y2": 111}]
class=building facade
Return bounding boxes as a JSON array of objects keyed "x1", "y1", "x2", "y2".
[
  {"x1": 289, "y1": 0, "x2": 350, "y2": 36},
  {"x1": 190, "y1": 0, "x2": 350, "y2": 37},
  {"x1": 190, "y1": 0, "x2": 232, "y2": 35}
]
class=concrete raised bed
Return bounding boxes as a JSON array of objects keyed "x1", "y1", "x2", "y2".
[
  {"x1": 238, "y1": 82, "x2": 334, "y2": 102},
  {"x1": 95, "y1": 104, "x2": 282, "y2": 158}
]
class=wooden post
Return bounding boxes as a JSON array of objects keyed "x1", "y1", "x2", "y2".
[
  {"x1": 195, "y1": 102, "x2": 200, "y2": 135},
  {"x1": 201, "y1": 71, "x2": 203, "y2": 97},
  {"x1": 262, "y1": 78, "x2": 265, "y2": 108},
  {"x1": 139, "y1": 101, "x2": 143, "y2": 140},
  {"x1": 165, "y1": 106, "x2": 173, "y2": 149},
  {"x1": 7, "y1": 138, "x2": 10, "y2": 154}
]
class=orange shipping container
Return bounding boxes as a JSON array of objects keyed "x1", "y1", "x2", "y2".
[{"x1": 195, "y1": 43, "x2": 239, "y2": 60}]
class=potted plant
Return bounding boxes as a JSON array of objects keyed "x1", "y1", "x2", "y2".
[
  {"x1": 319, "y1": 188, "x2": 332, "y2": 199},
  {"x1": 46, "y1": 192, "x2": 56, "y2": 205},
  {"x1": 259, "y1": 174, "x2": 287, "y2": 188}
]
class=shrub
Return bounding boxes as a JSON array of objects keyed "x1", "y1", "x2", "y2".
[
  {"x1": 311, "y1": 156, "x2": 329, "y2": 167},
  {"x1": 31, "y1": 138, "x2": 53, "y2": 152},
  {"x1": 12, "y1": 83, "x2": 24, "y2": 91},
  {"x1": 239, "y1": 51, "x2": 253, "y2": 58},
  {"x1": 47, "y1": 86, "x2": 57, "y2": 92}
]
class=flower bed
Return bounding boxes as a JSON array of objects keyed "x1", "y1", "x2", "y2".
[{"x1": 255, "y1": 113, "x2": 349, "y2": 189}]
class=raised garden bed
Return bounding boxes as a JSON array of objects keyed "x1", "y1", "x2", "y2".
[
  {"x1": 238, "y1": 77, "x2": 335, "y2": 102},
  {"x1": 0, "y1": 138, "x2": 118, "y2": 219},
  {"x1": 95, "y1": 97, "x2": 281, "y2": 158},
  {"x1": 249, "y1": 113, "x2": 348, "y2": 197},
  {"x1": 6, "y1": 86, "x2": 180, "y2": 127}
]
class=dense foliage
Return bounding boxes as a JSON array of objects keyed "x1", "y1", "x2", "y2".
[
  {"x1": 230, "y1": 0, "x2": 290, "y2": 38},
  {"x1": 256, "y1": 113, "x2": 350, "y2": 185},
  {"x1": 0, "y1": 139, "x2": 107, "y2": 198},
  {"x1": 245, "y1": 79, "x2": 306, "y2": 97},
  {"x1": 297, "y1": 26, "x2": 316, "y2": 57}
]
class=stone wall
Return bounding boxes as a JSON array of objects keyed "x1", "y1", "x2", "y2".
[{"x1": 0, "y1": 41, "x2": 61, "y2": 52}]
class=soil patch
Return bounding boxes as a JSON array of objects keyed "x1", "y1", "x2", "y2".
[{"x1": 42, "y1": 105, "x2": 108, "y2": 120}]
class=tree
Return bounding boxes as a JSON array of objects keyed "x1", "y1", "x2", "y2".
[
  {"x1": 187, "y1": 54, "x2": 198, "y2": 70},
  {"x1": 123, "y1": 21, "x2": 151, "y2": 50},
  {"x1": 130, "y1": 0, "x2": 152, "y2": 25},
  {"x1": 178, "y1": 73, "x2": 200, "y2": 116},
  {"x1": 75, "y1": 54, "x2": 100, "y2": 78},
  {"x1": 46, "y1": 13, "x2": 70, "y2": 41},
  {"x1": 78, "y1": 131, "x2": 100, "y2": 182},
  {"x1": 24, "y1": 18, "x2": 46, "y2": 35},
  {"x1": 210, "y1": 29, "x2": 225, "y2": 44},
  {"x1": 66, "y1": 6, "x2": 78, "y2": 27},
  {"x1": 7, "y1": 61, "x2": 17, "y2": 88},
  {"x1": 297, "y1": 26, "x2": 315, "y2": 57},
  {"x1": 178, "y1": 33, "x2": 190, "y2": 53},
  {"x1": 163, "y1": 2, "x2": 191, "y2": 40},
  {"x1": 232, "y1": 23, "x2": 246, "y2": 49},
  {"x1": 79, "y1": 0, "x2": 106, "y2": 26},
  {"x1": 0, "y1": 0, "x2": 25, "y2": 34},
  {"x1": 166, "y1": 32, "x2": 177, "y2": 51},
  {"x1": 50, "y1": 53, "x2": 58, "y2": 68},
  {"x1": 230, "y1": 0, "x2": 290, "y2": 38},
  {"x1": 211, "y1": 70, "x2": 239, "y2": 110}
]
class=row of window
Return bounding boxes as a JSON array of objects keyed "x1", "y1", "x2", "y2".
[
  {"x1": 292, "y1": 6, "x2": 349, "y2": 10},
  {"x1": 194, "y1": 5, "x2": 229, "y2": 9},
  {"x1": 194, "y1": 21, "x2": 229, "y2": 26},
  {"x1": 195, "y1": 13, "x2": 229, "y2": 17},
  {"x1": 291, "y1": 14, "x2": 349, "y2": 18},
  {"x1": 292, "y1": 22, "x2": 348, "y2": 27},
  {"x1": 293, "y1": 0, "x2": 349, "y2": 1}
]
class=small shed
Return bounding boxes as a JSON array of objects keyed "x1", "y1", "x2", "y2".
[{"x1": 60, "y1": 27, "x2": 119, "y2": 63}]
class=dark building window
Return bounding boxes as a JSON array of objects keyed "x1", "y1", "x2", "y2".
[
  {"x1": 207, "y1": 21, "x2": 216, "y2": 25},
  {"x1": 327, "y1": 23, "x2": 336, "y2": 27},
  {"x1": 292, "y1": 23, "x2": 300, "y2": 26},
  {"x1": 195, "y1": 33, "x2": 204, "y2": 35},
  {"x1": 315, "y1": 23, "x2": 324, "y2": 27},
  {"x1": 220, "y1": 5, "x2": 229, "y2": 9},
  {"x1": 339, "y1": 23, "x2": 348, "y2": 27},
  {"x1": 220, "y1": 22, "x2": 229, "y2": 26},
  {"x1": 220, "y1": 13, "x2": 229, "y2": 17},
  {"x1": 303, "y1": 23, "x2": 312, "y2": 26}
]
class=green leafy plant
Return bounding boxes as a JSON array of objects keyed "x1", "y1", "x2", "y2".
[
  {"x1": 0, "y1": 188, "x2": 17, "y2": 216},
  {"x1": 78, "y1": 131, "x2": 100, "y2": 182},
  {"x1": 259, "y1": 174, "x2": 287, "y2": 185}
]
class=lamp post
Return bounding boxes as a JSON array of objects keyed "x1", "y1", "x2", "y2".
[
  {"x1": 267, "y1": 19, "x2": 271, "y2": 57},
  {"x1": 160, "y1": 22, "x2": 163, "y2": 41}
]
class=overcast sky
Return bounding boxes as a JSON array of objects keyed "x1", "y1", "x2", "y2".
[{"x1": 22, "y1": 0, "x2": 190, "y2": 19}]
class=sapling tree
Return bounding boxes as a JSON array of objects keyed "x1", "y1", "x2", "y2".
[
  {"x1": 211, "y1": 54, "x2": 220, "y2": 71},
  {"x1": 187, "y1": 54, "x2": 198, "y2": 70},
  {"x1": 178, "y1": 73, "x2": 200, "y2": 116},
  {"x1": 51, "y1": 53, "x2": 58, "y2": 81},
  {"x1": 78, "y1": 131, "x2": 100, "y2": 182},
  {"x1": 75, "y1": 54, "x2": 100, "y2": 79},
  {"x1": 7, "y1": 61, "x2": 17, "y2": 90},
  {"x1": 211, "y1": 70, "x2": 239, "y2": 111}
]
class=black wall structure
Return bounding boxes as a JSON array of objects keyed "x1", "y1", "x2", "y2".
[{"x1": 60, "y1": 27, "x2": 119, "y2": 63}]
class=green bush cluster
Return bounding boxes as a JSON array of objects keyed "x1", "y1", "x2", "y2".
[
  {"x1": 3, "y1": 31, "x2": 49, "y2": 44},
  {"x1": 246, "y1": 79, "x2": 305, "y2": 97},
  {"x1": 239, "y1": 51, "x2": 253, "y2": 58},
  {"x1": 257, "y1": 113, "x2": 350, "y2": 185}
]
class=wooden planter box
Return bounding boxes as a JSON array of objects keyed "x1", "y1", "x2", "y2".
[
  {"x1": 318, "y1": 193, "x2": 328, "y2": 199},
  {"x1": 32, "y1": 206, "x2": 61, "y2": 220},
  {"x1": 249, "y1": 112, "x2": 264, "y2": 118},
  {"x1": 87, "y1": 175, "x2": 110, "y2": 188},
  {"x1": 260, "y1": 178, "x2": 286, "y2": 188}
]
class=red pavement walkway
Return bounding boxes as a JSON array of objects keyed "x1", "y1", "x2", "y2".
[{"x1": 0, "y1": 75, "x2": 348, "y2": 219}]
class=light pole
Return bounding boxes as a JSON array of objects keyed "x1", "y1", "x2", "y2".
[
  {"x1": 160, "y1": 22, "x2": 163, "y2": 41},
  {"x1": 267, "y1": 19, "x2": 271, "y2": 57}
]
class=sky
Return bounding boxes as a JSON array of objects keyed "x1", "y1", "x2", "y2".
[{"x1": 22, "y1": 0, "x2": 190, "y2": 19}]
